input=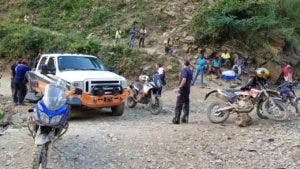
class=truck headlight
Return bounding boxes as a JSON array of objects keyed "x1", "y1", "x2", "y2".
[
  {"x1": 71, "y1": 81, "x2": 84, "y2": 90},
  {"x1": 50, "y1": 115, "x2": 62, "y2": 124},
  {"x1": 120, "y1": 80, "x2": 128, "y2": 88},
  {"x1": 39, "y1": 112, "x2": 49, "y2": 124}
]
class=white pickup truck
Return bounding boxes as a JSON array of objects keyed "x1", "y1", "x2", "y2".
[{"x1": 26, "y1": 53, "x2": 130, "y2": 116}]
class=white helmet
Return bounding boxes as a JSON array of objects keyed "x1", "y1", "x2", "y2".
[{"x1": 139, "y1": 75, "x2": 149, "y2": 82}]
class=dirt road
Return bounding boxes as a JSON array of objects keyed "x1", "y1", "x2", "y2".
[{"x1": 0, "y1": 71, "x2": 299, "y2": 169}]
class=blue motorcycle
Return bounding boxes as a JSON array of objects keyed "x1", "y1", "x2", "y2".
[
  {"x1": 277, "y1": 81, "x2": 300, "y2": 114},
  {"x1": 27, "y1": 80, "x2": 69, "y2": 169}
]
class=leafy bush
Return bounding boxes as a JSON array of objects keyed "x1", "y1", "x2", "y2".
[
  {"x1": 190, "y1": 0, "x2": 300, "y2": 50},
  {"x1": 89, "y1": 6, "x2": 114, "y2": 27},
  {"x1": 0, "y1": 24, "x2": 76, "y2": 58},
  {"x1": 0, "y1": 23, "x2": 154, "y2": 77}
]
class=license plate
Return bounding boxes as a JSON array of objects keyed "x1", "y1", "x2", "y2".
[{"x1": 105, "y1": 97, "x2": 113, "y2": 102}]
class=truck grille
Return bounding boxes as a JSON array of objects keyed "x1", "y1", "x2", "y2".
[{"x1": 85, "y1": 80, "x2": 122, "y2": 95}]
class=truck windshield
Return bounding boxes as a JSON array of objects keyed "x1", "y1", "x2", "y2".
[{"x1": 58, "y1": 56, "x2": 106, "y2": 71}]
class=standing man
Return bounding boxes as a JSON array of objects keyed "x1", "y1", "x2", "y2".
[
  {"x1": 128, "y1": 26, "x2": 137, "y2": 49},
  {"x1": 283, "y1": 62, "x2": 293, "y2": 82},
  {"x1": 139, "y1": 24, "x2": 147, "y2": 48},
  {"x1": 173, "y1": 60, "x2": 193, "y2": 124},
  {"x1": 10, "y1": 60, "x2": 21, "y2": 97},
  {"x1": 192, "y1": 51, "x2": 207, "y2": 87},
  {"x1": 14, "y1": 59, "x2": 31, "y2": 105},
  {"x1": 115, "y1": 27, "x2": 122, "y2": 45}
]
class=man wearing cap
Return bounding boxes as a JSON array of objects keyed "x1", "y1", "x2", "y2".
[
  {"x1": 173, "y1": 60, "x2": 193, "y2": 124},
  {"x1": 13, "y1": 59, "x2": 31, "y2": 105}
]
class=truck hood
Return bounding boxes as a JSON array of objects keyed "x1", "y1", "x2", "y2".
[{"x1": 56, "y1": 71, "x2": 126, "y2": 82}]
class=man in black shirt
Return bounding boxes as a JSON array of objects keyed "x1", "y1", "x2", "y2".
[{"x1": 173, "y1": 60, "x2": 193, "y2": 124}]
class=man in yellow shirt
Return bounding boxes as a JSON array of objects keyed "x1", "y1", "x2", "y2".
[
  {"x1": 115, "y1": 27, "x2": 122, "y2": 45},
  {"x1": 221, "y1": 49, "x2": 231, "y2": 67}
]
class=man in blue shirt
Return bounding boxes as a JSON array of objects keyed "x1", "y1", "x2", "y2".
[
  {"x1": 173, "y1": 60, "x2": 193, "y2": 124},
  {"x1": 192, "y1": 52, "x2": 207, "y2": 87},
  {"x1": 128, "y1": 26, "x2": 137, "y2": 49},
  {"x1": 13, "y1": 59, "x2": 31, "y2": 105},
  {"x1": 10, "y1": 60, "x2": 21, "y2": 97}
]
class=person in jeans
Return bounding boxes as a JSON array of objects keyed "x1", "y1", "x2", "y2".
[
  {"x1": 10, "y1": 60, "x2": 21, "y2": 97},
  {"x1": 13, "y1": 59, "x2": 31, "y2": 105},
  {"x1": 139, "y1": 25, "x2": 147, "y2": 48},
  {"x1": 192, "y1": 52, "x2": 207, "y2": 87},
  {"x1": 128, "y1": 26, "x2": 137, "y2": 49},
  {"x1": 173, "y1": 60, "x2": 193, "y2": 124},
  {"x1": 156, "y1": 63, "x2": 166, "y2": 96}
]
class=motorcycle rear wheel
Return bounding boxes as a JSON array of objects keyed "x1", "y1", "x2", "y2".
[
  {"x1": 207, "y1": 102, "x2": 230, "y2": 123},
  {"x1": 262, "y1": 99, "x2": 289, "y2": 121},
  {"x1": 127, "y1": 96, "x2": 137, "y2": 108},
  {"x1": 32, "y1": 143, "x2": 49, "y2": 169}
]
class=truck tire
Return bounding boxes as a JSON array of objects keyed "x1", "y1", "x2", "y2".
[{"x1": 111, "y1": 103, "x2": 125, "y2": 116}]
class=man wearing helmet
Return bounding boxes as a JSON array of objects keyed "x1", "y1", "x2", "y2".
[{"x1": 241, "y1": 68, "x2": 270, "y2": 91}]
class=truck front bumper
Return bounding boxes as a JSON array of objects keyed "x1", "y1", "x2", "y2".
[{"x1": 78, "y1": 88, "x2": 130, "y2": 108}]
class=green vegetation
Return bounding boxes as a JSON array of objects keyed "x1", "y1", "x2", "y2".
[
  {"x1": 0, "y1": 0, "x2": 159, "y2": 77},
  {"x1": 0, "y1": 23, "x2": 153, "y2": 76},
  {"x1": 9, "y1": 0, "x2": 152, "y2": 38},
  {"x1": 190, "y1": 0, "x2": 300, "y2": 53},
  {"x1": 0, "y1": 109, "x2": 5, "y2": 120}
]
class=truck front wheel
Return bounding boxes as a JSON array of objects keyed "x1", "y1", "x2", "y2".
[{"x1": 111, "y1": 103, "x2": 125, "y2": 116}]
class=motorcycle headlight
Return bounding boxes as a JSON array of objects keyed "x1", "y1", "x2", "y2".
[
  {"x1": 50, "y1": 115, "x2": 62, "y2": 124},
  {"x1": 39, "y1": 112, "x2": 49, "y2": 124},
  {"x1": 120, "y1": 79, "x2": 128, "y2": 88}
]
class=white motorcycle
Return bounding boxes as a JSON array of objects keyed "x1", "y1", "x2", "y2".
[{"x1": 127, "y1": 75, "x2": 162, "y2": 115}]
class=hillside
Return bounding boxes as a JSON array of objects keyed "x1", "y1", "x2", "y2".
[{"x1": 0, "y1": 0, "x2": 299, "y2": 82}]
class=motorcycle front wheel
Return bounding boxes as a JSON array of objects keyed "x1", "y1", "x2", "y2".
[
  {"x1": 32, "y1": 143, "x2": 49, "y2": 169},
  {"x1": 149, "y1": 97, "x2": 162, "y2": 115},
  {"x1": 127, "y1": 96, "x2": 137, "y2": 108},
  {"x1": 207, "y1": 102, "x2": 230, "y2": 123},
  {"x1": 262, "y1": 99, "x2": 289, "y2": 121}
]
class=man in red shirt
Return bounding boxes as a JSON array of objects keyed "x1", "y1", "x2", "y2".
[{"x1": 283, "y1": 62, "x2": 292, "y2": 82}]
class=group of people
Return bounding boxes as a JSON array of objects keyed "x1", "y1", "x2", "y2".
[
  {"x1": 172, "y1": 55, "x2": 294, "y2": 125},
  {"x1": 191, "y1": 49, "x2": 245, "y2": 87},
  {"x1": 115, "y1": 24, "x2": 147, "y2": 49}
]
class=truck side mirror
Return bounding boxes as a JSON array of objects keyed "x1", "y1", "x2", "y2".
[
  {"x1": 108, "y1": 66, "x2": 116, "y2": 72},
  {"x1": 41, "y1": 64, "x2": 49, "y2": 75}
]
